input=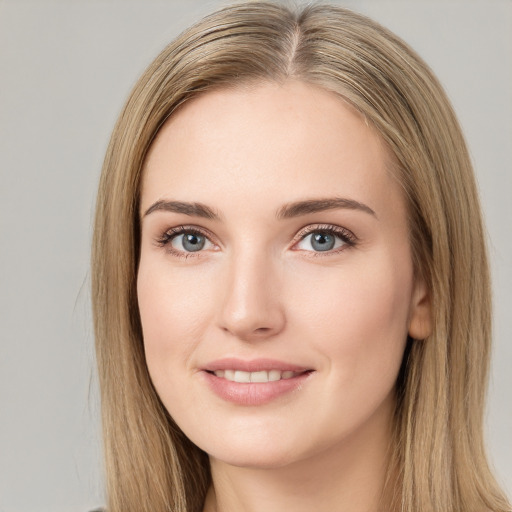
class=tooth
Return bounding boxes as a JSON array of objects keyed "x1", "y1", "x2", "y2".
[
  {"x1": 268, "y1": 370, "x2": 281, "y2": 381},
  {"x1": 234, "y1": 370, "x2": 251, "y2": 383},
  {"x1": 250, "y1": 371, "x2": 268, "y2": 383},
  {"x1": 217, "y1": 369, "x2": 299, "y2": 383}
]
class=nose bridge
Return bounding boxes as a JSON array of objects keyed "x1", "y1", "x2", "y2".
[{"x1": 218, "y1": 244, "x2": 285, "y2": 340}]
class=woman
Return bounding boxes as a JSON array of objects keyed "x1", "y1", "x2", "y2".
[{"x1": 91, "y1": 2, "x2": 511, "y2": 511}]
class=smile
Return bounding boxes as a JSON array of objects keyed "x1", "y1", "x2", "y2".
[
  {"x1": 212, "y1": 369, "x2": 305, "y2": 383},
  {"x1": 201, "y1": 359, "x2": 314, "y2": 405}
]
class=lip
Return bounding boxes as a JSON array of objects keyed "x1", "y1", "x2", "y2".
[
  {"x1": 201, "y1": 358, "x2": 314, "y2": 406},
  {"x1": 203, "y1": 358, "x2": 310, "y2": 373}
]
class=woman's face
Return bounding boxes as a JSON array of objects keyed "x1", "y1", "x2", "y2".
[{"x1": 138, "y1": 80, "x2": 430, "y2": 468}]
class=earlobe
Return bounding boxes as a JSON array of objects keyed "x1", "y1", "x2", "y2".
[{"x1": 408, "y1": 278, "x2": 433, "y2": 340}]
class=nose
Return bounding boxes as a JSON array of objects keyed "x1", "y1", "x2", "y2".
[{"x1": 217, "y1": 251, "x2": 286, "y2": 342}]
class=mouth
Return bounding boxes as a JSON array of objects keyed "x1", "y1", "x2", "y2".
[
  {"x1": 207, "y1": 369, "x2": 310, "y2": 383},
  {"x1": 201, "y1": 358, "x2": 314, "y2": 405}
]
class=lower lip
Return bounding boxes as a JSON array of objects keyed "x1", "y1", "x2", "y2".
[{"x1": 202, "y1": 371, "x2": 313, "y2": 406}]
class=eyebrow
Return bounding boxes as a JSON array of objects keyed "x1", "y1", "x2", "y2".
[
  {"x1": 143, "y1": 200, "x2": 220, "y2": 220},
  {"x1": 143, "y1": 197, "x2": 376, "y2": 221},
  {"x1": 276, "y1": 197, "x2": 376, "y2": 219}
]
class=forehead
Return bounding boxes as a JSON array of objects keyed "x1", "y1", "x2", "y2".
[{"x1": 141, "y1": 80, "x2": 403, "y2": 221}]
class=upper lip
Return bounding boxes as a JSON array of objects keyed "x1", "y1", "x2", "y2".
[{"x1": 203, "y1": 358, "x2": 311, "y2": 373}]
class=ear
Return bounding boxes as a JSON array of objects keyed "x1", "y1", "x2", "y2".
[{"x1": 408, "y1": 277, "x2": 432, "y2": 340}]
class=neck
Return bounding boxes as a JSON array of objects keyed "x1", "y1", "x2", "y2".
[{"x1": 203, "y1": 395, "x2": 397, "y2": 512}]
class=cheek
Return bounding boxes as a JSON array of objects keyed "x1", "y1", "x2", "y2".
[
  {"x1": 137, "y1": 259, "x2": 215, "y2": 384},
  {"x1": 289, "y1": 252, "x2": 413, "y2": 385}
]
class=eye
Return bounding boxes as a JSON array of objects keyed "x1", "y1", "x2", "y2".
[
  {"x1": 156, "y1": 226, "x2": 216, "y2": 256},
  {"x1": 294, "y1": 225, "x2": 356, "y2": 254},
  {"x1": 171, "y1": 232, "x2": 213, "y2": 252}
]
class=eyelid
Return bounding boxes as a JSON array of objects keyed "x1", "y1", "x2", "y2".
[
  {"x1": 294, "y1": 223, "x2": 357, "y2": 241},
  {"x1": 154, "y1": 225, "x2": 219, "y2": 258},
  {"x1": 291, "y1": 223, "x2": 357, "y2": 254}
]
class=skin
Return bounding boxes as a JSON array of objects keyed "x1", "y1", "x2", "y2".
[{"x1": 137, "y1": 80, "x2": 431, "y2": 512}]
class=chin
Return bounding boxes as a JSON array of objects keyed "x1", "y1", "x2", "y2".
[
  {"x1": 208, "y1": 445, "x2": 299, "y2": 470},
  {"x1": 188, "y1": 423, "x2": 305, "y2": 470}
]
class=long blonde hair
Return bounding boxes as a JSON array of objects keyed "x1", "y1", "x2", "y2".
[{"x1": 91, "y1": 2, "x2": 510, "y2": 511}]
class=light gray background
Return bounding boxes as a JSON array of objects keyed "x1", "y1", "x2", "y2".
[{"x1": 0, "y1": 1, "x2": 510, "y2": 511}]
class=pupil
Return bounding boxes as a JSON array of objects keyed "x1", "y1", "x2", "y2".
[
  {"x1": 311, "y1": 232, "x2": 335, "y2": 251},
  {"x1": 183, "y1": 234, "x2": 205, "y2": 252}
]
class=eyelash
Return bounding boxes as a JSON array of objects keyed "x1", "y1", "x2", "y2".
[
  {"x1": 154, "y1": 224, "x2": 357, "y2": 259},
  {"x1": 294, "y1": 224, "x2": 357, "y2": 257},
  {"x1": 155, "y1": 226, "x2": 214, "y2": 260}
]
